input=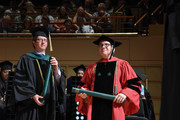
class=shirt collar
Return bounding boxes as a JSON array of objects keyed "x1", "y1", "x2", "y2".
[{"x1": 34, "y1": 50, "x2": 45, "y2": 56}]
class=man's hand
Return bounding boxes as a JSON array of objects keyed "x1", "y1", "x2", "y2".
[
  {"x1": 0, "y1": 97, "x2": 3, "y2": 101},
  {"x1": 50, "y1": 57, "x2": 58, "y2": 70},
  {"x1": 32, "y1": 94, "x2": 44, "y2": 106},
  {"x1": 78, "y1": 87, "x2": 88, "y2": 100},
  {"x1": 113, "y1": 93, "x2": 127, "y2": 104},
  {"x1": 78, "y1": 93, "x2": 88, "y2": 99}
]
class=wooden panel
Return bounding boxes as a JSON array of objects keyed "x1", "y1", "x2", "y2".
[{"x1": 130, "y1": 36, "x2": 163, "y2": 61}]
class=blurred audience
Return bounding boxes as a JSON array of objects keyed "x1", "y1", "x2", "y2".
[
  {"x1": 14, "y1": 8, "x2": 33, "y2": 32},
  {"x1": 75, "y1": 16, "x2": 94, "y2": 33},
  {"x1": 59, "y1": 19, "x2": 75, "y2": 33},
  {"x1": 72, "y1": 6, "x2": 92, "y2": 29},
  {"x1": 35, "y1": 4, "x2": 54, "y2": 27},
  {"x1": 0, "y1": 0, "x2": 164, "y2": 34},
  {"x1": 0, "y1": 15, "x2": 15, "y2": 33},
  {"x1": 54, "y1": 5, "x2": 72, "y2": 31},
  {"x1": 83, "y1": 0, "x2": 96, "y2": 13},
  {"x1": 42, "y1": 15, "x2": 57, "y2": 33},
  {"x1": 62, "y1": 0, "x2": 73, "y2": 12},
  {"x1": 18, "y1": 0, "x2": 37, "y2": 13},
  {"x1": 91, "y1": 3, "x2": 112, "y2": 33},
  {"x1": 17, "y1": 17, "x2": 33, "y2": 33},
  {"x1": 105, "y1": 0, "x2": 114, "y2": 13},
  {"x1": 4, "y1": 0, "x2": 20, "y2": 15},
  {"x1": 114, "y1": 0, "x2": 134, "y2": 32}
]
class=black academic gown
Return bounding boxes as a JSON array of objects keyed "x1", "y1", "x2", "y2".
[
  {"x1": 0, "y1": 76, "x2": 6, "y2": 100},
  {"x1": 160, "y1": 0, "x2": 180, "y2": 120},
  {"x1": 66, "y1": 76, "x2": 86, "y2": 120},
  {"x1": 0, "y1": 76, "x2": 8, "y2": 120},
  {"x1": 14, "y1": 53, "x2": 60, "y2": 120}
]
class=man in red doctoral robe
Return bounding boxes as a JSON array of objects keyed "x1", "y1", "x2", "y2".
[{"x1": 76, "y1": 35, "x2": 141, "y2": 120}]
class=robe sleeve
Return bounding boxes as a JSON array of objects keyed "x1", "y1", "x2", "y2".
[
  {"x1": 120, "y1": 61, "x2": 141, "y2": 115},
  {"x1": 14, "y1": 55, "x2": 36, "y2": 102}
]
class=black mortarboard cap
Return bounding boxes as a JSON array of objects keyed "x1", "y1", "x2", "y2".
[
  {"x1": 93, "y1": 35, "x2": 122, "y2": 47},
  {"x1": 31, "y1": 26, "x2": 49, "y2": 38},
  {"x1": 135, "y1": 69, "x2": 147, "y2": 81},
  {"x1": 0, "y1": 61, "x2": 13, "y2": 71},
  {"x1": 73, "y1": 64, "x2": 86, "y2": 74}
]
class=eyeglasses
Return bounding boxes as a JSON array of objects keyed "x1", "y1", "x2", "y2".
[
  {"x1": 99, "y1": 43, "x2": 111, "y2": 48},
  {"x1": 36, "y1": 39, "x2": 48, "y2": 43}
]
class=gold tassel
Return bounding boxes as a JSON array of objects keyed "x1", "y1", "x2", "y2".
[{"x1": 49, "y1": 32, "x2": 53, "y2": 51}]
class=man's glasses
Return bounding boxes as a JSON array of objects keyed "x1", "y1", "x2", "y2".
[
  {"x1": 99, "y1": 43, "x2": 111, "y2": 48},
  {"x1": 36, "y1": 39, "x2": 48, "y2": 43}
]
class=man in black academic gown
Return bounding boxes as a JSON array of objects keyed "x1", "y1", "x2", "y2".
[{"x1": 13, "y1": 27, "x2": 64, "y2": 120}]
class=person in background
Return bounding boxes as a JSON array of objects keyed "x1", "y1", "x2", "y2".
[
  {"x1": 105, "y1": 0, "x2": 114, "y2": 13},
  {"x1": 76, "y1": 35, "x2": 141, "y2": 120},
  {"x1": 54, "y1": 6, "x2": 72, "y2": 32},
  {"x1": 0, "y1": 61, "x2": 13, "y2": 120},
  {"x1": 134, "y1": 69, "x2": 156, "y2": 120},
  {"x1": 83, "y1": 0, "x2": 96, "y2": 13},
  {"x1": 35, "y1": 4, "x2": 54, "y2": 27},
  {"x1": 75, "y1": 16, "x2": 94, "y2": 33},
  {"x1": 91, "y1": 3, "x2": 112, "y2": 33},
  {"x1": 17, "y1": 17, "x2": 33, "y2": 33},
  {"x1": 14, "y1": 8, "x2": 33, "y2": 32},
  {"x1": 72, "y1": 6, "x2": 92, "y2": 30},
  {"x1": 59, "y1": 19, "x2": 75, "y2": 33},
  {"x1": 73, "y1": 64, "x2": 86, "y2": 77},
  {"x1": 0, "y1": 15, "x2": 15, "y2": 33},
  {"x1": 42, "y1": 15, "x2": 57, "y2": 33},
  {"x1": 66, "y1": 64, "x2": 87, "y2": 120}
]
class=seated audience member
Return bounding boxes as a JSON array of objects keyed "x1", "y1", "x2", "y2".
[
  {"x1": 105, "y1": 0, "x2": 114, "y2": 13},
  {"x1": 83, "y1": 0, "x2": 96, "y2": 13},
  {"x1": 59, "y1": 19, "x2": 75, "y2": 33},
  {"x1": 42, "y1": 15, "x2": 57, "y2": 33},
  {"x1": 14, "y1": 8, "x2": 33, "y2": 31},
  {"x1": 0, "y1": 15, "x2": 15, "y2": 33},
  {"x1": 72, "y1": 6, "x2": 92, "y2": 29},
  {"x1": 54, "y1": 6, "x2": 72, "y2": 31},
  {"x1": 17, "y1": 17, "x2": 33, "y2": 33},
  {"x1": 61, "y1": 0, "x2": 73, "y2": 12},
  {"x1": 18, "y1": 0, "x2": 37, "y2": 13},
  {"x1": 35, "y1": 4, "x2": 54, "y2": 27},
  {"x1": 91, "y1": 3, "x2": 112, "y2": 33},
  {"x1": 75, "y1": 16, "x2": 94, "y2": 33}
]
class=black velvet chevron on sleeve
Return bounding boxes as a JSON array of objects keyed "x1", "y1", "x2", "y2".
[{"x1": 126, "y1": 78, "x2": 141, "y2": 94}]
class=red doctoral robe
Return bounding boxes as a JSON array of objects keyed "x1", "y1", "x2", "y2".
[{"x1": 76, "y1": 57, "x2": 141, "y2": 120}]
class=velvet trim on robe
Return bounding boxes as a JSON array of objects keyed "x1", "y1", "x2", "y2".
[
  {"x1": 76, "y1": 57, "x2": 141, "y2": 120},
  {"x1": 13, "y1": 54, "x2": 58, "y2": 120}
]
